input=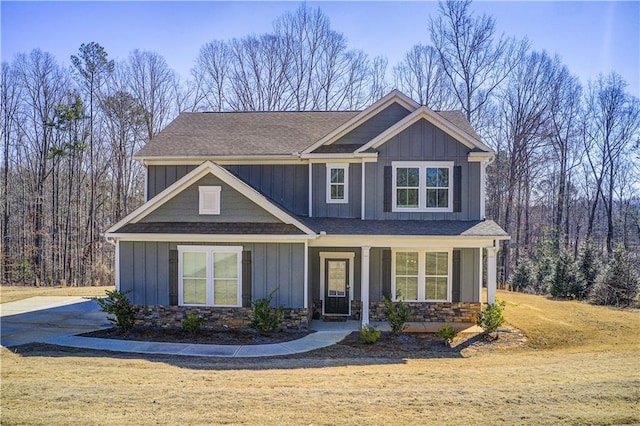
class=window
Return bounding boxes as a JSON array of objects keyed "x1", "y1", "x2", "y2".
[
  {"x1": 326, "y1": 164, "x2": 348, "y2": 203},
  {"x1": 199, "y1": 186, "x2": 221, "y2": 215},
  {"x1": 178, "y1": 246, "x2": 242, "y2": 306},
  {"x1": 392, "y1": 249, "x2": 451, "y2": 302},
  {"x1": 392, "y1": 162, "x2": 453, "y2": 212}
]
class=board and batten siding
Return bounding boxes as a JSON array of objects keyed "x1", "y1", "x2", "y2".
[
  {"x1": 332, "y1": 103, "x2": 412, "y2": 146},
  {"x1": 147, "y1": 165, "x2": 196, "y2": 199},
  {"x1": 141, "y1": 174, "x2": 280, "y2": 223},
  {"x1": 309, "y1": 247, "x2": 361, "y2": 303},
  {"x1": 364, "y1": 119, "x2": 482, "y2": 220},
  {"x1": 119, "y1": 241, "x2": 306, "y2": 308},
  {"x1": 312, "y1": 163, "x2": 362, "y2": 218}
]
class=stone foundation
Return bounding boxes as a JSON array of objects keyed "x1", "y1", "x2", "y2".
[
  {"x1": 133, "y1": 305, "x2": 309, "y2": 330},
  {"x1": 369, "y1": 301, "x2": 481, "y2": 323}
]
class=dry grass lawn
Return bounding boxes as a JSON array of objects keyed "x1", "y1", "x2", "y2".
[
  {"x1": 2, "y1": 289, "x2": 639, "y2": 425},
  {"x1": 0, "y1": 285, "x2": 114, "y2": 304}
]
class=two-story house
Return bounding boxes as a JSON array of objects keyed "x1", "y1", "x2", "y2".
[{"x1": 105, "y1": 90, "x2": 508, "y2": 329}]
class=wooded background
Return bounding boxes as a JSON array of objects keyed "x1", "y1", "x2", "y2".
[{"x1": 2, "y1": 1, "x2": 638, "y2": 288}]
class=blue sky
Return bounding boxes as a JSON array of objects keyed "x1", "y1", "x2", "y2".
[{"x1": 1, "y1": 1, "x2": 638, "y2": 96}]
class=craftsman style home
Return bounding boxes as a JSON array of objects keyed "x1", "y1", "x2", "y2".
[{"x1": 105, "y1": 90, "x2": 508, "y2": 329}]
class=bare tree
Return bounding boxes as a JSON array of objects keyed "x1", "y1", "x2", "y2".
[
  {"x1": 429, "y1": 0, "x2": 527, "y2": 128},
  {"x1": 192, "y1": 40, "x2": 231, "y2": 111}
]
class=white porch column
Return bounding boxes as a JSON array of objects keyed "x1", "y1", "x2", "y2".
[
  {"x1": 361, "y1": 246, "x2": 371, "y2": 325},
  {"x1": 486, "y1": 246, "x2": 499, "y2": 305}
]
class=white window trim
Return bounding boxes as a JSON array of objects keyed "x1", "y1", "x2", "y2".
[
  {"x1": 391, "y1": 161, "x2": 454, "y2": 212},
  {"x1": 177, "y1": 245, "x2": 242, "y2": 307},
  {"x1": 199, "y1": 186, "x2": 221, "y2": 215},
  {"x1": 326, "y1": 163, "x2": 349, "y2": 204},
  {"x1": 391, "y1": 248, "x2": 453, "y2": 302}
]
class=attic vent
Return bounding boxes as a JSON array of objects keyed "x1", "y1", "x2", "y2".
[{"x1": 199, "y1": 186, "x2": 221, "y2": 215}]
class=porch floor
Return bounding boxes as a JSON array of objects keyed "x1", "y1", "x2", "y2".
[{"x1": 310, "y1": 320, "x2": 482, "y2": 334}]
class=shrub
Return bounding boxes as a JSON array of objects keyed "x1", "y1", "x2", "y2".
[
  {"x1": 382, "y1": 295, "x2": 411, "y2": 335},
  {"x1": 436, "y1": 324, "x2": 458, "y2": 346},
  {"x1": 90, "y1": 289, "x2": 135, "y2": 332},
  {"x1": 250, "y1": 288, "x2": 283, "y2": 336},
  {"x1": 549, "y1": 248, "x2": 582, "y2": 299},
  {"x1": 590, "y1": 244, "x2": 639, "y2": 307},
  {"x1": 477, "y1": 299, "x2": 506, "y2": 336},
  {"x1": 183, "y1": 312, "x2": 206, "y2": 337},
  {"x1": 509, "y1": 258, "x2": 535, "y2": 292},
  {"x1": 359, "y1": 324, "x2": 381, "y2": 344}
]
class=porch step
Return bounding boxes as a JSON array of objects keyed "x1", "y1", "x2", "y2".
[{"x1": 322, "y1": 315, "x2": 347, "y2": 322}]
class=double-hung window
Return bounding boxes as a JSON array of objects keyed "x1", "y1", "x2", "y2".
[
  {"x1": 326, "y1": 163, "x2": 348, "y2": 203},
  {"x1": 392, "y1": 162, "x2": 453, "y2": 212},
  {"x1": 178, "y1": 246, "x2": 242, "y2": 307},
  {"x1": 392, "y1": 249, "x2": 452, "y2": 302}
]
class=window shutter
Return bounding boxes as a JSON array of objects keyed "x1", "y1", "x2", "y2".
[
  {"x1": 452, "y1": 249, "x2": 461, "y2": 303},
  {"x1": 242, "y1": 250, "x2": 252, "y2": 308},
  {"x1": 383, "y1": 166, "x2": 392, "y2": 212},
  {"x1": 382, "y1": 249, "x2": 392, "y2": 299},
  {"x1": 169, "y1": 249, "x2": 178, "y2": 306},
  {"x1": 453, "y1": 165, "x2": 462, "y2": 213}
]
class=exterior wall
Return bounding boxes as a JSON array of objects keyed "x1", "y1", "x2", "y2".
[
  {"x1": 368, "y1": 247, "x2": 385, "y2": 303},
  {"x1": 133, "y1": 305, "x2": 309, "y2": 330},
  {"x1": 226, "y1": 164, "x2": 308, "y2": 215},
  {"x1": 119, "y1": 241, "x2": 305, "y2": 308},
  {"x1": 364, "y1": 119, "x2": 482, "y2": 220},
  {"x1": 141, "y1": 174, "x2": 280, "y2": 223},
  {"x1": 312, "y1": 163, "x2": 362, "y2": 218},
  {"x1": 309, "y1": 247, "x2": 361, "y2": 313},
  {"x1": 369, "y1": 302, "x2": 481, "y2": 323},
  {"x1": 333, "y1": 103, "x2": 412, "y2": 146},
  {"x1": 460, "y1": 248, "x2": 481, "y2": 303},
  {"x1": 148, "y1": 165, "x2": 196, "y2": 199}
]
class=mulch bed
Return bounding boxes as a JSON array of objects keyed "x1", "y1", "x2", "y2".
[{"x1": 81, "y1": 326, "x2": 312, "y2": 345}]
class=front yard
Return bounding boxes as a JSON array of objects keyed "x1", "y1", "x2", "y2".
[{"x1": 1, "y1": 288, "x2": 638, "y2": 425}]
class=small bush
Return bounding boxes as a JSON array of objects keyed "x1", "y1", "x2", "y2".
[
  {"x1": 250, "y1": 288, "x2": 283, "y2": 336},
  {"x1": 382, "y1": 295, "x2": 411, "y2": 335},
  {"x1": 477, "y1": 299, "x2": 506, "y2": 336},
  {"x1": 89, "y1": 289, "x2": 135, "y2": 332},
  {"x1": 436, "y1": 324, "x2": 458, "y2": 346},
  {"x1": 359, "y1": 324, "x2": 381, "y2": 344},
  {"x1": 183, "y1": 312, "x2": 206, "y2": 337}
]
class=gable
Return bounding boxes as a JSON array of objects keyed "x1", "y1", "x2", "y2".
[
  {"x1": 140, "y1": 174, "x2": 281, "y2": 224},
  {"x1": 376, "y1": 118, "x2": 472, "y2": 161}
]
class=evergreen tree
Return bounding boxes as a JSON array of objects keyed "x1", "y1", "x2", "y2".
[
  {"x1": 549, "y1": 247, "x2": 582, "y2": 299},
  {"x1": 591, "y1": 245, "x2": 640, "y2": 307},
  {"x1": 577, "y1": 239, "x2": 600, "y2": 299},
  {"x1": 509, "y1": 257, "x2": 535, "y2": 292}
]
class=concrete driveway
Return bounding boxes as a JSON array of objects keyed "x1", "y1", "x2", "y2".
[{"x1": 0, "y1": 297, "x2": 110, "y2": 347}]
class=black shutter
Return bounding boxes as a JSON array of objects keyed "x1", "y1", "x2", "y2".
[
  {"x1": 453, "y1": 165, "x2": 462, "y2": 213},
  {"x1": 383, "y1": 166, "x2": 392, "y2": 212},
  {"x1": 169, "y1": 249, "x2": 178, "y2": 306},
  {"x1": 382, "y1": 249, "x2": 392, "y2": 299},
  {"x1": 452, "y1": 250, "x2": 461, "y2": 303},
  {"x1": 242, "y1": 250, "x2": 252, "y2": 308}
]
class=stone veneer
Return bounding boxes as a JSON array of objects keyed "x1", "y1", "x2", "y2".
[
  {"x1": 369, "y1": 301, "x2": 481, "y2": 323},
  {"x1": 133, "y1": 305, "x2": 309, "y2": 330}
]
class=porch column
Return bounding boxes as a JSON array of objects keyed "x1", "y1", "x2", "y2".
[
  {"x1": 361, "y1": 246, "x2": 371, "y2": 325},
  {"x1": 486, "y1": 246, "x2": 499, "y2": 304}
]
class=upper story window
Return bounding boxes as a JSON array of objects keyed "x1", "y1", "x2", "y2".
[
  {"x1": 392, "y1": 162, "x2": 453, "y2": 212},
  {"x1": 326, "y1": 163, "x2": 349, "y2": 204},
  {"x1": 199, "y1": 186, "x2": 221, "y2": 215}
]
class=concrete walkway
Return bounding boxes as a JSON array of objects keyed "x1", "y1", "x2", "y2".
[
  {"x1": 0, "y1": 297, "x2": 481, "y2": 358},
  {"x1": 0, "y1": 297, "x2": 349, "y2": 357}
]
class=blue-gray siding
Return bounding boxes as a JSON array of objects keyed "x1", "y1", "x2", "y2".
[
  {"x1": 312, "y1": 163, "x2": 362, "y2": 218},
  {"x1": 141, "y1": 174, "x2": 280, "y2": 223},
  {"x1": 119, "y1": 241, "x2": 305, "y2": 308},
  {"x1": 309, "y1": 247, "x2": 362, "y2": 305},
  {"x1": 460, "y1": 248, "x2": 481, "y2": 302},
  {"x1": 365, "y1": 119, "x2": 482, "y2": 220},
  {"x1": 148, "y1": 165, "x2": 196, "y2": 199},
  {"x1": 333, "y1": 103, "x2": 411, "y2": 146}
]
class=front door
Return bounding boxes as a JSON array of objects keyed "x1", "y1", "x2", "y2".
[{"x1": 324, "y1": 259, "x2": 350, "y2": 315}]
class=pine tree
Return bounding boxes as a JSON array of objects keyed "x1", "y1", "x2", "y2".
[
  {"x1": 591, "y1": 244, "x2": 640, "y2": 307},
  {"x1": 549, "y1": 247, "x2": 582, "y2": 299},
  {"x1": 509, "y1": 257, "x2": 535, "y2": 292},
  {"x1": 576, "y1": 238, "x2": 599, "y2": 299}
]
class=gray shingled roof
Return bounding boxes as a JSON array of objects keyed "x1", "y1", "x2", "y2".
[
  {"x1": 298, "y1": 218, "x2": 508, "y2": 237},
  {"x1": 135, "y1": 111, "x2": 359, "y2": 158},
  {"x1": 135, "y1": 108, "x2": 485, "y2": 159},
  {"x1": 117, "y1": 222, "x2": 304, "y2": 235}
]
